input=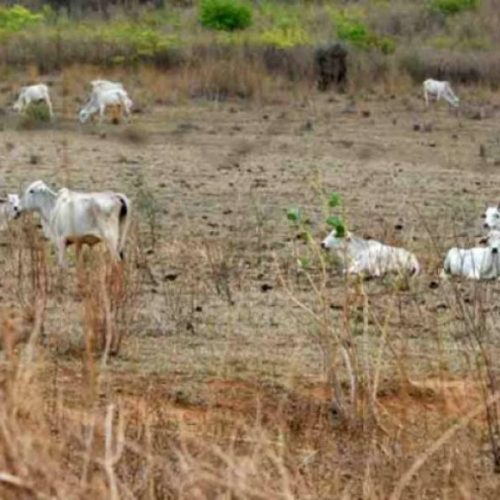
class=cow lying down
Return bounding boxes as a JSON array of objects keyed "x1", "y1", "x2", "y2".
[
  {"x1": 441, "y1": 230, "x2": 500, "y2": 280},
  {"x1": 321, "y1": 229, "x2": 420, "y2": 277}
]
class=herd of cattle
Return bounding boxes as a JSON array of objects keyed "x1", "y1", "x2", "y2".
[
  {"x1": 2, "y1": 75, "x2": 493, "y2": 282},
  {"x1": 13, "y1": 79, "x2": 133, "y2": 123},
  {"x1": 11, "y1": 78, "x2": 458, "y2": 125},
  {"x1": 0, "y1": 181, "x2": 499, "y2": 281}
]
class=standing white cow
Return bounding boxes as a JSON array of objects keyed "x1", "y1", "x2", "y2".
[
  {"x1": 13, "y1": 84, "x2": 54, "y2": 118},
  {"x1": 0, "y1": 194, "x2": 21, "y2": 230},
  {"x1": 423, "y1": 78, "x2": 460, "y2": 108},
  {"x1": 20, "y1": 180, "x2": 131, "y2": 267},
  {"x1": 441, "y1": 230, "x2": 500, "y2": 280},
  {"x1": 79, "y1": 87, "x2": 133, "y2": 124},
  {"x1": 321, "y1": 229, "x2": 420, "y2": 277}
]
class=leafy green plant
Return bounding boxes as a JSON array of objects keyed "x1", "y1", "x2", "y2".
[
  {"x1": 286, "y1": 207, "x2": 301, "y2": 223},
  {"x1": 428, "y1": 0, "x2": 480, "y2": 15},
  {"x1": 0, "y1": 5, "x2": 43, "y2": 33},
  {"x1": 199, "y1": 0, "x2": 252, "y2": 32},
  {"x1": 326, "y1": 217, "x2": 346, "y2": 238},
  {"x1": 328, "y1": 192, "x2": 342, "y2": 208}
]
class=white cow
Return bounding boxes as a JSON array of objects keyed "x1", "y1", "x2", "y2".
[
  {"x1": 321, "y1": 229, "x2": 420, "y2": 277},
  {"x1": 441, "y1": 231, "x2": 500, "y2": 280},
  {"x1": 79, "y1": 87, "x2": 133, "y2": 124},
  {"x1": 0, "y1": 194, "x2": 21, "y2": 230},
  {"x1": 423, "y1": 78, "x2": 460, "y2": 108},
  {"x1": 13, "y1": 84, "x2": 54, "y2": 118},
  {"x1": 20, "y1": 180, "x2": 131, "y2": 267}
]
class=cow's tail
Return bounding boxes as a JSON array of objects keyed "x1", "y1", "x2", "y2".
[
  {"x1": 410, "y1": 254, "x2": 420, "y2": 276},
  {"x1": 117, "y1": 194, "x2": 131, "y2": 260}
]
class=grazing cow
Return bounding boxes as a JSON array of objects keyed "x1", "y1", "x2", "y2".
[
  {"x1": 321, "y1": 229, "x2": 420, "y2": 277},
  {"x1": 79, "y1": 87, "x2": 133, "y2": 124},
  {"x1": 441, "y1": 231, "x2": 500, "y2": 280},
  {"x1": 423, "y1": 78, "x2": 460, "y2": 108},
  {"x1": 20, "y1": 180, "x2": 131, "y2": 267},
  {"x1": 0, "y1": 194, "x2": 21, "y2": 230},
  {"x1": 13, "y1": 84, "x2": 54, "y2": 118}
]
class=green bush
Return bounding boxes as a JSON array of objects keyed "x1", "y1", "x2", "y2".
[
  {"x1": 199, "y1": 0, "x2": 252, "y2": 31},
  {"x1": 428, "y1": 0, "x2": 480, "y2": 15},
  {"x1": 332, "y1": 10, "x2": 396, "y2": 54},
  {"x1": 0, "y1": 5, "x2": 42, "y2": 32},
  {"x1": 0, "y1": 5, "x2": 43, "y2": 40}
]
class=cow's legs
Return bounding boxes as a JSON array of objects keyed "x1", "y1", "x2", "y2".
[
  {"x1": 45, "y1": 96, "x2": 54, "y2": 119},
  {"x1": 57, "y1": 239, "x2": 68, "y2": 268},
  {"x1": 99, "y1": 104, "x2": 106, "y2": 124}
]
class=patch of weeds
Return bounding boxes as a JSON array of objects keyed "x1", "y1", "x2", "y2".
[
  {"x1": 428, "y1": 0, "x2": 480, "y2": 16},
  {"x1": 16, "y1": 102, "x2": 51, "y2": 130}
]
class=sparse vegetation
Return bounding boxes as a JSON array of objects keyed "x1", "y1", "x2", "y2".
[
  {"x1": 0, "y1": 1, "x2": 498, "y2": 88},
  {"x1": 2, "y1": 1, "x2": 500, "y2": 499},
  {"x1": 428, "y1": 0, "x2": 481, "y2": 16}
]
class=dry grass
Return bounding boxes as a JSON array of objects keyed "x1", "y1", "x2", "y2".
[{"x1": 2, "y1": 69, "x2": 500, "y2": 498}]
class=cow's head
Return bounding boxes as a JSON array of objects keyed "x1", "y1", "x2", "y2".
[
  {"x1": 6, "y1": 194, "x2": 21, "y2": 219},
  {"x1": 321, "y1": 229, "x2": 351, "y2": 250},
  {"x1": 487, "y1": 230, "x2": 500, "y2": 255},
  {"x1": 483, "y1": 206, "x2": 500, "y2": 230},
  {"x1": 22, "y1": 180, "x2": 54, "y2": 213},
  {"x1": 79, "y1": 107, "x2": 92, "y2": 123}
]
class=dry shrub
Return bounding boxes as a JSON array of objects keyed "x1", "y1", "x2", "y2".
[
  {"x1": 0, "y1": 303, "x2": 35, "y2": 360},
  {"x1": 78, "y1": 236, "x2": 143, "y2": 358},
  {"x1": 185, "y1": 48, "x2": 270, "y2": 101},
  {"x1": 399, "y1": 47, "x2": 500, "y2": 87}
]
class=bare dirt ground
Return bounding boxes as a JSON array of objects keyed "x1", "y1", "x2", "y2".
[{"x1": 2, "y1": 85, "x2": 500, "y2": 496}]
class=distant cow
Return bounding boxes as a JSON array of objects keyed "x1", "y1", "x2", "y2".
[
  {"x1": 79, "y1": 88, "x2": 133, "y2": 124},
  {"x1": 13, "y1": 84, "x2": 54, "y2": 118},
  {"x1": 315, "y1": 43, "x2": 348, "y2": 92},
  {"x1": 321, "y1": 228, "x2": 420, "y2": 277},
  {"x1": 423, "y1": 79, "x2": 460, "y2": 108}
]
